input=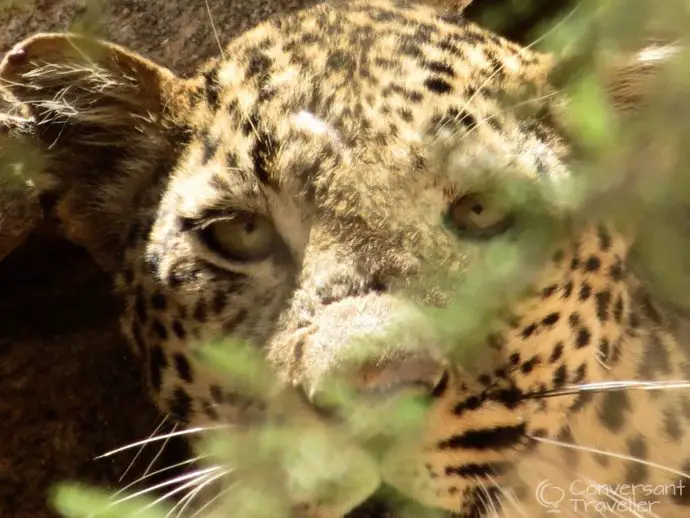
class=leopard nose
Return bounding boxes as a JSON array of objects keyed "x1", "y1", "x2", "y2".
[
  {"x1": 288, "y1": 292, "x2": 449, "y2": 407},
  {"x1": 306, "y1": 349, "x2": 449, "y2": 411}
]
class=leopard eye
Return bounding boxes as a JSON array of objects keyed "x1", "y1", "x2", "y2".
[
  {"x1": 447, "y1": 194, "x2": 513, "y2": 238},
  {"x1": 201, "y1": 213, "x2": 279, "y2": 261}
]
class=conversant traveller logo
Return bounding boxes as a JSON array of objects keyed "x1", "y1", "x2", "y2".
[{"x1": 535, "y1": 479, "x2": 685, "y2": 514}]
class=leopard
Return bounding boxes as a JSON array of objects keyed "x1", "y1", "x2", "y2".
[{"x1": 1, "y1": 0, "x2": 690, "y2": 516}]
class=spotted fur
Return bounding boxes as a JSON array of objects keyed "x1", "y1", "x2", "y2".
[{"x1": 1, "y1": 1, "x2": 689, "y2": 516}]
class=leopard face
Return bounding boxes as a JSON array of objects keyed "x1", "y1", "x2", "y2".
[{"x1": 3, "y1": 1, "x2": 690, "y2": 517}]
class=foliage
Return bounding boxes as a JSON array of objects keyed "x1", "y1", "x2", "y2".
[{"x1": 2, "y1": 0, "x2": 690, "y2": 517}]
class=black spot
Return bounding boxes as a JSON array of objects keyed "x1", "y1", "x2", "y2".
[
  {"x1": 542, "y1": 284, "x2": 557, "y2": 298},
  {"x1": 169, "y1": 386, "x2": 193, "y2": 423},
  {"x1": 149, "y1": 345, "x2": 168, "y2": 392},
  {"x1": 424, "y1": 77, "x2": 453, "y2": 94},
  {"x1": 562, "y1": 280, "x2": 573, "y2": 298},
  {"x1": 610, "y1": 260, "x2": 624, "y2": 281},
  {"x1": 575, "y1": 328, "x2": 591, "y2": 348},
  {"x1": 629, "y1": 311, "x2": 640, "y2": 328},
  {"x1": 568, "y1": 313, "x2": 580, "y2": 327},
  {"x1": 194, "y1": 300, "x2": 208, "y2": 322},
  {"x1": 201, "y1": 131, "x2": 220, "y2": 166},
  {"x1": 550, "y1": 342, "x2": 564, "y2": 363},
  {"x1": 241, "y1": 111, "x2": 260, "y2": 137},
  {"x1": 134, "y1": 287, "x2": 148, "y2": 324},
  {"x1": 325, "y1": 49, "x2": 354, "y2": 71},
  {"x1": 552, "y1": 364, "x2": 567, "y2": 389},
  {"x1": 173, "y1": 353, "x2": 194, "y2": 383},
  {"x1": 521, "y1": 323, "x2": 537, "y2": 339},
  {"x1": 664, "y1": 408, "x2": 683, "y2": 441},
  {"x1": 444, "y1": 463, "x2": 509, "y2": 478},
  {"x1": 408, "y1": 90, "x2": 423, "y2": 103},
  {"x1": 211, "y1": 289, "x2": 228, "y2": 314},
  {"x1": 432, "y1": 371, "x2": 449, "y2": 398},
  {"x1": 172, "y1": 320, "x2": 186, "y2": 340},
  {"x1": 437, "y1": 424, "x2": 526, "y2": 450},
  {"x1": 542, "y1": 312, "x2": 560, "y2": 326},
  {"x1": 400, "y1": 40, "x2": 422, "y2": 58},
  {"x1": 584, "y1": 255, "x2": 601, "y2": 272},
  {"x1": 202, "y1": 67, "x2": 221, "y2": 110},
  {"x1": 521, "y1": 356, "x2": 540, "y2": 374},
  {"x1": 624, "y1": 435, "x2": 648, "y2": 484},
  {"x1": 597, "y1": 225, "x2": 612, "y2": 251},
  {"x1": 251, "y1": 133, "x2": 279, "y2": 188},
  {"x1": 430, "y1": 107, "x2": 476, "y2": 133},
  {"x1": 398, "y1": 108, "x2": 413, "y2": 122},
  {"x1": 209, "y1": 174, "x2": 230, "y2": 192},
  {"x1": 453, "y1": 395, "x2": 482, "y2": 415},
  {"x1": 570, "y1": 391, "x2": 594, "y2": 413},
  {"x1": 246, "y1": 51, "x2": 273, "y2": 79},
  {"x1": 571, "y1": 363, "x2": 587, "y2": 384},
  {"x1": 570, "y1": 257, "x2": 580, "y2": 270},
  {"x1": 578, "y1": 283, "x2": 592, "y2": 300},
  {"x1": 152, "y1": 320, "x2": 168, "y2": 340},
  {"x1": 598, "y1": 390, "x2": 630, "y2": 432},
  {"x1": 478, "y1": 374, "x2": 492, "y2": 386},
  {"x1": 509, "y1": 352, "x2": 521, "y2": 366},
  {"x1": 488, "y1": 387, "x2": 522, "y2": 409},
  {"x1": 594, "y1": 291, "x2": 611, "y2": 322},
  {"x1": 150, "y1": 290, "x2": 167, "y2": 310},
  {"x1": 422, "y1": 59, "x2": 455, "y2": 77},
  {"x1": 613, "y1": 296, "x2": 624, "y2": 322}
]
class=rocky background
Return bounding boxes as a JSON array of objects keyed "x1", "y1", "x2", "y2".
[{"x1": 0, "y1": 1, "x2": 573, "y2": 517}]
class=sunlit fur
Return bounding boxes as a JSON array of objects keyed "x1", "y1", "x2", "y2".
[{"x1": 2, "y1": 1, "x2": 690, "y2": 516}]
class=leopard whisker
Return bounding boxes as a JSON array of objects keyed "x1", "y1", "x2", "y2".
[
  {"x1": 189, "y1": 478, "x2": 238, "y2": 518},
  {"x1": 168, "y1": 469, "x2": 230, "y2": 518},
  {"x1": 143, "y1": 421, "x2": 179, "y2": 479},
  {"x1": 95, "y1": 424, "x2": 232, "y2": 458},
  {"x1": 111, "y1": 455, "x2": 209, "y2": 500},
  {"x1": 486, "y1": 473, "x2": 527, "y2": 518},
  {"x1": 119, "y1": 415, "x2": 170, "y2": 483},
  {"x1": 530, "y1": 449, "x2": 620, "y2": 518},
  {"x1": 529, "y1": 434, "x2": 690, "y2": 480},
  {"x1": 475, "y1": 476, "x2": 502, "y2": 518},
  {"x1": 110, "y1": 466, "x2": 222, "y2": 507},
  {"x1": 134, "y1": 469, "x2": 228, "y2": 517},
  {"x1": 203, "y1": 0, "x2": 225, "y2": 62},
  {"x1": 527, "y1": 379, "x2": 690, "y2": 399}
]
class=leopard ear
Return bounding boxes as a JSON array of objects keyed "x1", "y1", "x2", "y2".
[
  {"x1": 0, "y1": 33, "x2": 194, "y2": 270},
  {"x1": 549, "y1": 42, "x2": 681, "y2": 114},
  {"x1": 604, "y1": 43, "x2": 680, "y2": 112}
]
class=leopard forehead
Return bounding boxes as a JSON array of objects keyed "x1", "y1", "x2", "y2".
[{"x1": 167, "y1": 0, "x2": 563, "y2": 226}]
